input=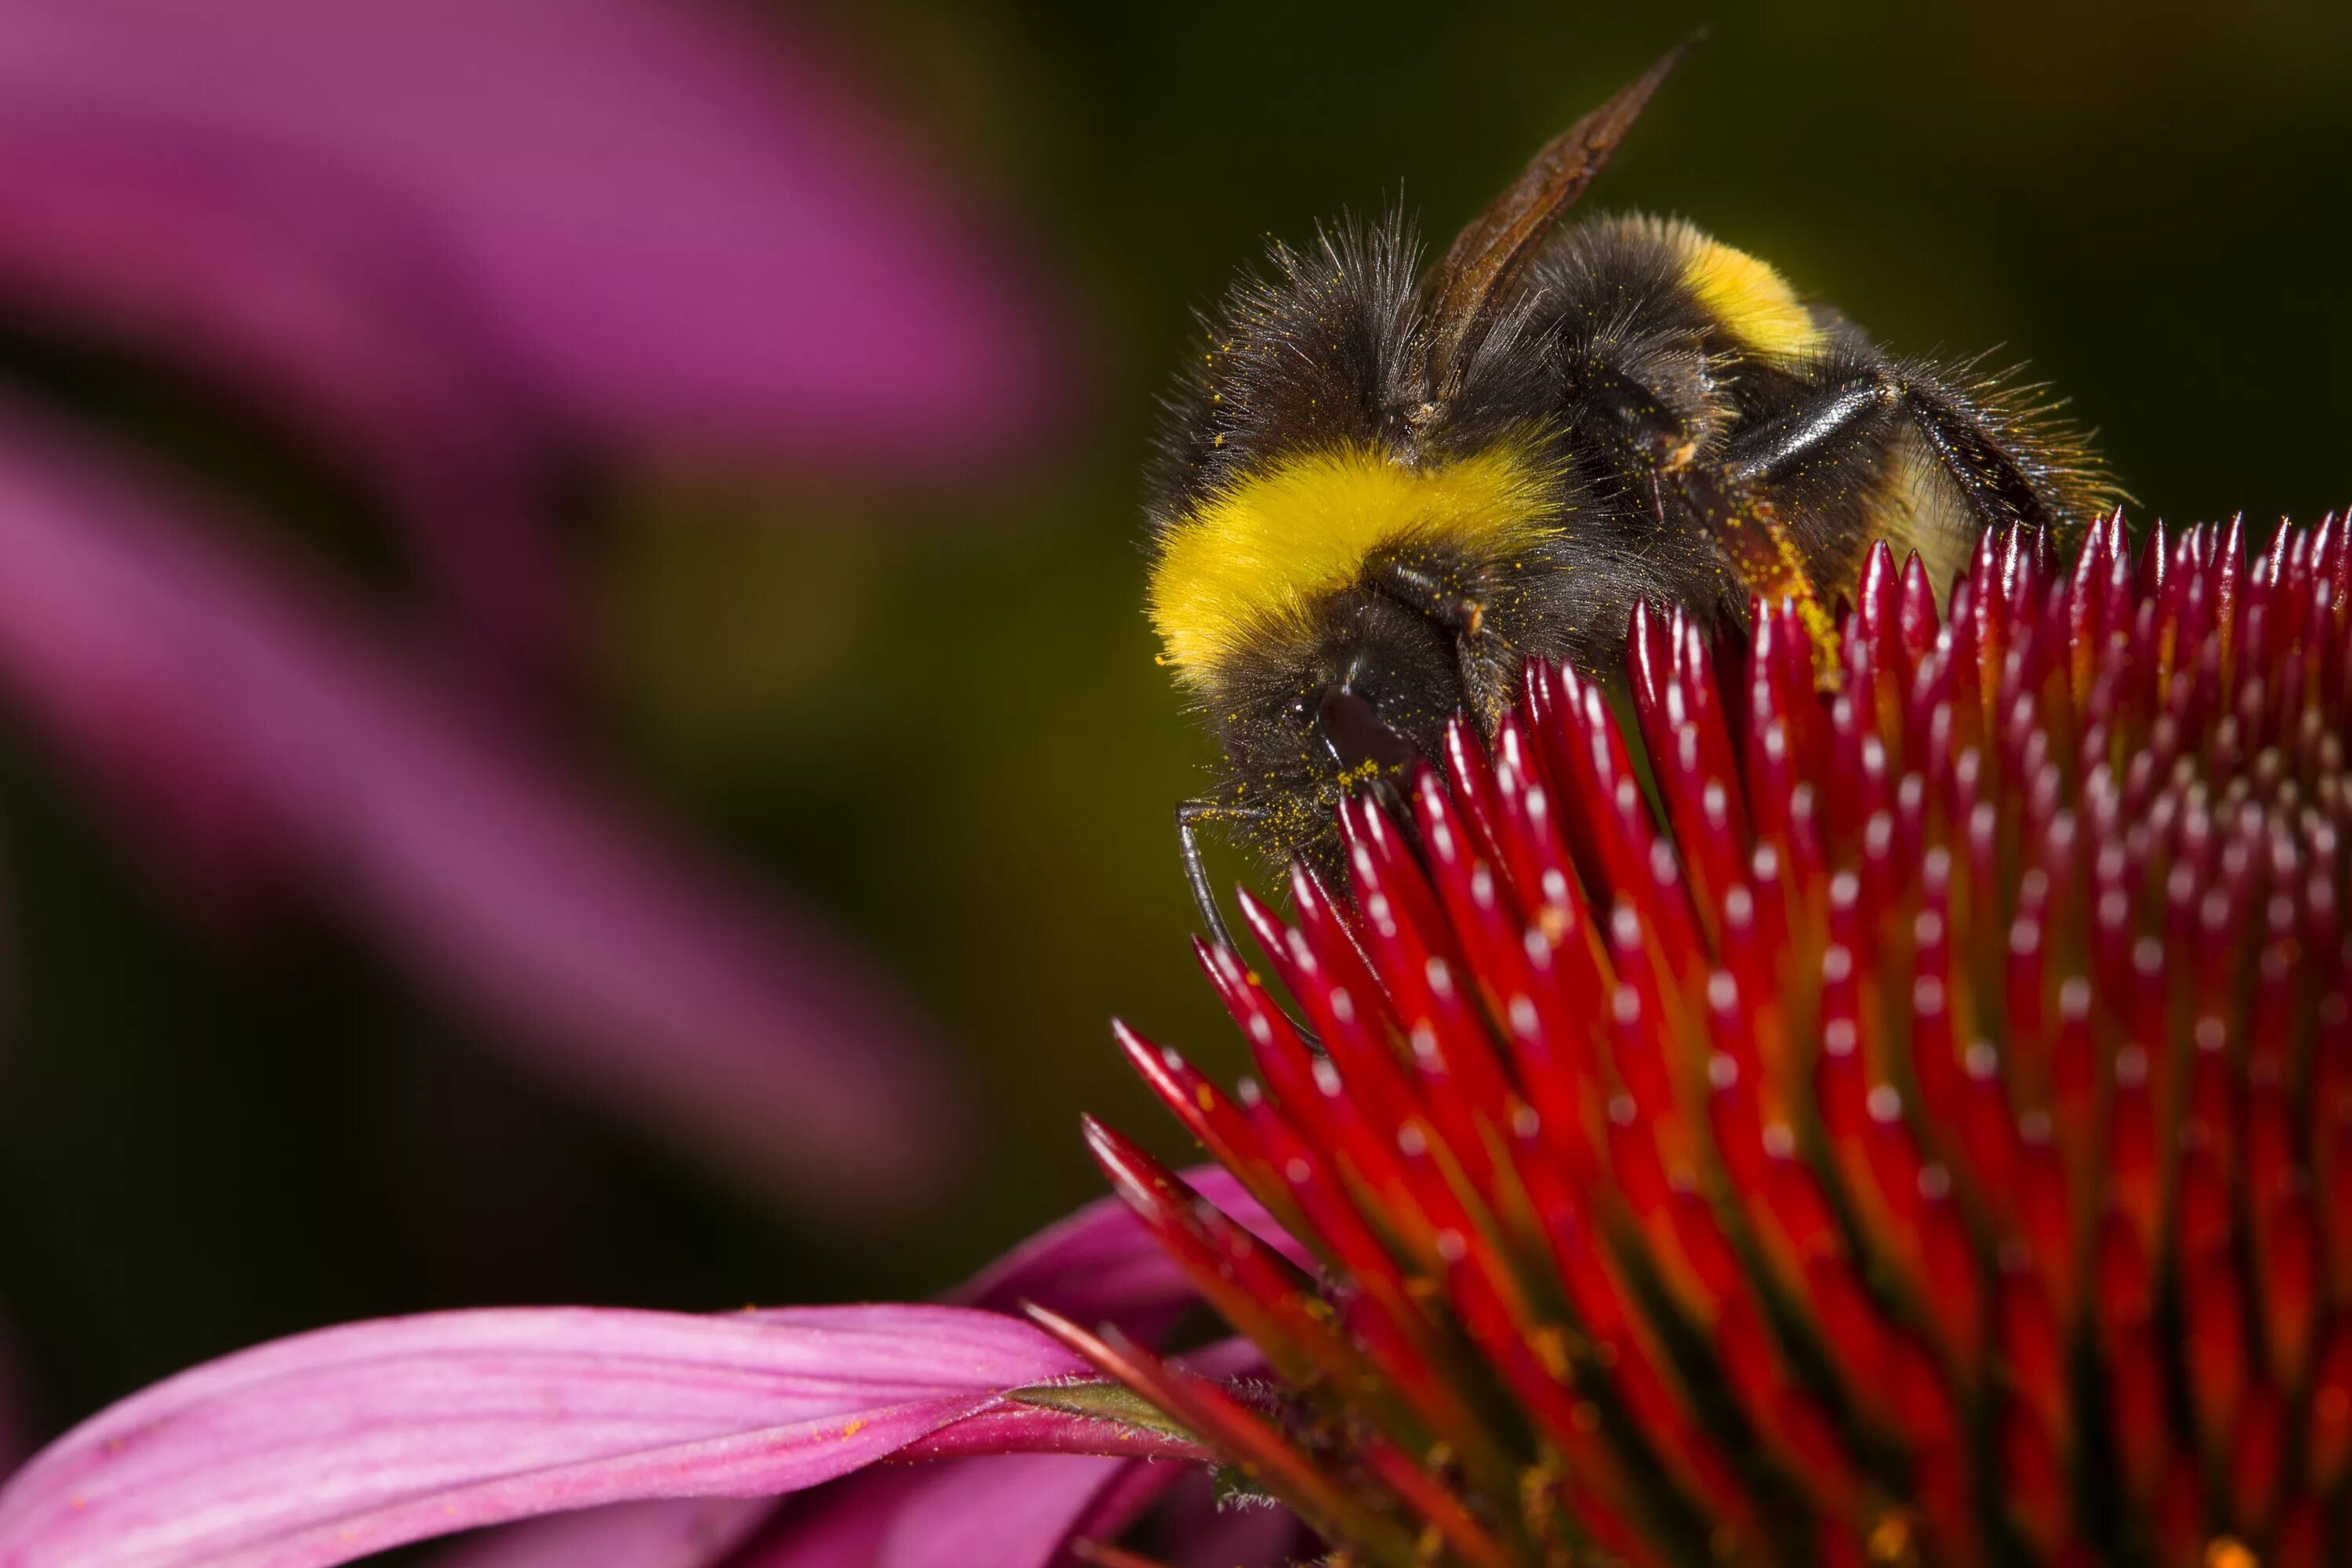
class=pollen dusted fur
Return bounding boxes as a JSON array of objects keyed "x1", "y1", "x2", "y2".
[
  {"x1": 1146, "y1": 49, "x2": 2115, "y2": 889},
  {"x1": 1148, "y1": 441, "x2": 1563, "y2": 691}
]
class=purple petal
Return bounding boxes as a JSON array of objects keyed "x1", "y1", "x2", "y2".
[
  {"x1": 0, "y1": 0, "x2": 1069, "y2": 473},
  {"x1": 720, "y1": 1457, "x2": 1130, "y2": 1568},
  {"x1": 717, "y1": 1343, "x2": 1268, "y2": 1568},
  {"x1": 0, "y1": 401, "x2": 966, "y2": 1207},
  {"x1": 0, "y1": 105, "x2": 564, "y2": 670},
  {"x1": 814, "y1": 1457, "x2": 1130, "y2": 1568},
  {"x1": 432, "y1": 1198, "x2": 1292, "y2": 1568},
  {"x1": 862, "y1": 1456, "x2": 1134, "y2": 1568},
  {"x1": 956, "y1": 1166, "x2": 1305, "y2": 1327},
  {"x1": 712, "y1": 1471, "x2": 920, "y2": 1568},
  {"x1": 437, "y1": 1501, "x2": 776, "y2": 1568},
  {"x1": 0, "y1": 1305, "x2": 1189, "y2": 1568},
  {"x1": 734, "y1": 1344, "x2": 1282, "y2": 1568}
]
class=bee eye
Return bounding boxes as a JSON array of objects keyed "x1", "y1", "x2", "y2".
[{"x1": 1317, "y1": 686, "x2": 1417, "y2": 772}]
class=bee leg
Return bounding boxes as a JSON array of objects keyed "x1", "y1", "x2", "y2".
[
  {"x1": 1891, "y1": 376, "x2": 2068, "y2": 533},
  {"x1": 1176, "y1": 797, "x2": 1327, "y2": 1051},
  {"x1": 1177, "y1": 797, "x2": 1258, "y2": 956},
  {"x1": 1720, "y1": 376, "x2": 1895, "y2": 487},
  {"x1": 1723, "y1": 368, "x2": 2063, "y2": 533}
]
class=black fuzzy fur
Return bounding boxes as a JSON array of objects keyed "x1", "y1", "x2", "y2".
[{"x1": 1149, "y1": 208, "x2": 2114, "y2": 876}]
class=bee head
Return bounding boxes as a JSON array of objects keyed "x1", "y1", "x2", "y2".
[
  {"x1": 1145, "y1": 45, "x2": 1695, "y2": 874},
  {"x1": 1189, "y1": 575, "x2": 1461, "y2": 870},
  {"x1": 1146, "y1": 434, "x2": 1579, "y2": 870}
]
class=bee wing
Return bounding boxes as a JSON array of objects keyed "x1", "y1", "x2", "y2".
[{"x1": 1423, "y1": 40, "x2": 1694, "y2": 390}]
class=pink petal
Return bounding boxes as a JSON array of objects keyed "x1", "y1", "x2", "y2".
[
  {"x1": 867, "y1": 1456, "x2": 1132, "y2": 1568},
  {"x1": 433, "y1": 1188, "x2": 1291, "y2": 1568},
  {"x1": 0, "y1": 400, "x2": 965, "y2": 1207},
  {"x1": 715, "y1": 1470, "x2": 921, "y2": 1568},
  {"x1": 437, "y1": 1500, "x2": 775, "y2": 1568},
  {"x1": 720, "y1": 1457, "x2": 1130, "y2": 1568},
  {"x1": 0, "y1": 1305, "x2": 1184, "y2": 1568},
  {"x1": 735, "y1": 1344, "x2": 1282, "y2": 1568},
  {"x1": 956, "y1": 1166, "x2": 1305, "y2": 1325},
  {"x1": 720, "y1": 1343, "x2": 1268, "y2": 1568},
  {"x1": 0, "y1": 0, "x2": 1069, "y2": 473},
  {"x1": 0, "y1": 107, "x2": 562, "y2": 670}
]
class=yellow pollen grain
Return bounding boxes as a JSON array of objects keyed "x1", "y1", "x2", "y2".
[
  {"x1": 1149, "y1": 441, "x2": 1559, "y2": 689},
  {"x1": 1865, "y1": 1511, "x2": 1918, "y2": 1565}
]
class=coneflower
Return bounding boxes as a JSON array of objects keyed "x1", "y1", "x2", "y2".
[
  {"x1": 1040, "y1": 514, "x2": 2352, "y2": 1568},
  {"x1": 3, "y1": 516, "x2": 2346, "y2": 1568}
]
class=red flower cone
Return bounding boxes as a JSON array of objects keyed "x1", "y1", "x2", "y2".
[{"x1": 1048, "y1": 514, "x2": 2352, "y2": 1567}]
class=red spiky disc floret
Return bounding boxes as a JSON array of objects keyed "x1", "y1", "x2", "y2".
[{"x1": 1043, "y1": 516, "x2": 2352, "y2": 1568}]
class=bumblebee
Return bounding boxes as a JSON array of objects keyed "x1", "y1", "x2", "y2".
[{"x1": 1145, "y1": 45, "x2": 2111, "y2": 938}]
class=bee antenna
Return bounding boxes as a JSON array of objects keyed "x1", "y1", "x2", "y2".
[{"x1": 1421, "y1": 35, "x2": 1699, "y2": 394}]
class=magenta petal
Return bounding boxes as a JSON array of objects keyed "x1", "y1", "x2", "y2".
[
  {"x1": 0, "y1": 107, "x2": 563, "y2": 668},
  {"x1": 728, "y1": 1457, "x2": 1131, "y2": 1568},
  {"x1": 426, "y1": 1250, "x2": 1285, "y2": 1568},
  {"x1": 956, "y1": 1165, "x2": 1304, "y2": 1326},
  {"x1": 0, "y1": 1305, "x2": 1102, "y2": 1568},
  {"x1": 0, "y1": 401, "x2": 964, "y2": 1206},
  {"x1": 727, "y1": 1341, "x2": 1279, "y2": 1568},
  {"x1": 718, "y1": 1471, "x2": 923, "y2": 1568},
  {"x1": 435, "y1": 1499, "x2": 776, "y2": 1568},
  {"x1": 0, "y1": 0, "x2": 1069, "y2": 472},
  {"x1": 440, "y1": 1203, "x2": 1294, "y2": 1568},
  {"x1": 865, "y1": 1456, "x2": 1131, "y2": 1568}
]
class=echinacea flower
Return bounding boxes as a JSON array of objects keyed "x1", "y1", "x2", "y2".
[
  {"x1": 3, "y1": 512, "x2": 2343, "y2": 1567},
  {"x1": 0, "y1": 0, "x2": 1070, "y2": 1205},
  {"x1": 1054, "y1": 514, "x2": 2352, "y2": 1566}
]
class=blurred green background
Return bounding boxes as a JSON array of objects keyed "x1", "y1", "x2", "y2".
[{"x1": 2, "y1": 0, "x2": 2348, "y2": 1442}]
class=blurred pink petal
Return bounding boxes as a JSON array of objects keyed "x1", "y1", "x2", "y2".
[
  {"x1": 0, "y1": 0, "x2": 1069, "y2": 471},
  {"x1": 0, "y1": 1305, "x2": 1194, "y2": 1568},
  {"x1": 0, "y1": 400, "x2": 965, "y2": 1207},
  {"x1": 0, "y1": 109, "x2": 563, "y2": 670}
]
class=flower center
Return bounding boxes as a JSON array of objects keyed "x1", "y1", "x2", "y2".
[{"x1": 1058, "y1": 518, "x2": 2352, "y2": 1568}]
